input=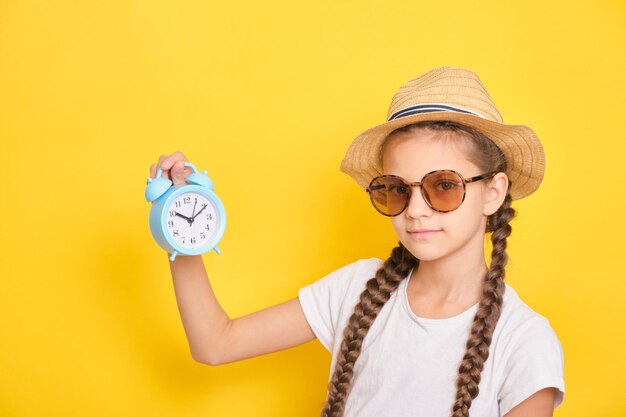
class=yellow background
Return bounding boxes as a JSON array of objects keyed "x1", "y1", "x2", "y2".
[{"x1": 1, "y1": 1, "x2": 624, "y2": 416}]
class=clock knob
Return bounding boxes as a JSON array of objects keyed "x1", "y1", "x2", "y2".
[{"x1": 145, "y1": 169, "x2": 173, "y2": 202}]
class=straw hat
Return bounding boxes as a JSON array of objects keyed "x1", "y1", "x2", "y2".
[{"x1": 340, "y1": 66, "x2": 545, "y2": 200}]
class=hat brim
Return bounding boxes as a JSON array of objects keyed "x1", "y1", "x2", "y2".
[{"x1": 340, "y1": 111, "x2": 545, "y2": 200}]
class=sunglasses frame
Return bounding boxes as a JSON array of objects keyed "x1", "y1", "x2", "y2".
[{"x1": 366, "y1": 170, "x2": 498, "y2": 216}]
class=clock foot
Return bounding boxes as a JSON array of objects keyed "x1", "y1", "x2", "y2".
[
  {"x1": 169, "y1": 251, "x2": 179, "y2": 261},
  {"x1": 213, "y1": 247, "x2": 221, "y2": 254}
]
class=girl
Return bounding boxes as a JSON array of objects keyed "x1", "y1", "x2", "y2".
[{"x1": 149, "y1": 66, "x2": 565, "y2": 417}]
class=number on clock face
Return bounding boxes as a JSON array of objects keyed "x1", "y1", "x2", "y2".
[{"x1": 167, "y1": 192, "x2": 219, "y2": 249}]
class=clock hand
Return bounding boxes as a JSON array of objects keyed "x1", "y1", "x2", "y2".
[
  {"x1": 191, "y1": 204, "x2": 208, "y2": 221},
  {"x1": 175, "y1": 212, "x2": 192, "y2": 223},
  {"x1": 187, "y1": 198, "x2": 198, "y2": 227},
  {"x1": 189, "y1": 205, "x2": 207, "y2": 224},
  {"x1": 188, "y1": 200, "x2": 198, "y2": 227},
  {"x1": 191, "y1": 199, "x2": 197, "y2": 219}
]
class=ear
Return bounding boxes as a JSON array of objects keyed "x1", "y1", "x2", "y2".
[{"x1": 483, "y1": 172, "x2": 509, "y2": 216}]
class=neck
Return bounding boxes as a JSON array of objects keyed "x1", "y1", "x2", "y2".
[{"x1": 410, "y1": 235, "x2": 488, "y2": 304}]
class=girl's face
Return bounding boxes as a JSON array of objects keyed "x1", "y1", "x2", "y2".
[{"x1": 381, "y1": 128, "x2": 502, "y2": 263}]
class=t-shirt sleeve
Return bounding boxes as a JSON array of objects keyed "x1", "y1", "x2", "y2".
[
  {"x1": 498, "y1": 317, "x2": 566, "y2": 416},
  {"x1": 297, "y1": 258, "x2": 381, "y2": 352}
]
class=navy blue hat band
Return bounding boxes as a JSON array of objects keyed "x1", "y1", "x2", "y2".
[{"x1": 387, "y1": 103, "x2": 483, "y2": 121}]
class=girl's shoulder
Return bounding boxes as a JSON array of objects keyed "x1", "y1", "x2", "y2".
[
  {"x1": 496, "y1": 284, "x2": 566, "y2": 413},
  {"x1": 297, "y1": 258, "x2": 385, "y2": 352},
  {"x1": 343, "y1": 257, "x2": 385, "y2": 273},
  {"x1": 498, "y1": 283, "x2": 562, "y2": 347},
  {"x1": 305, "y1": 257, "x2": 384, "y2": 293},
  {"x1": 501, "y1": 284, "x2": 553, "y2": 325}
]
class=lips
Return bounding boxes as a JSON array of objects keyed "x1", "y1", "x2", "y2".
[{"x1": 407, "y1": 229, "x2": 441, "y2": 237}]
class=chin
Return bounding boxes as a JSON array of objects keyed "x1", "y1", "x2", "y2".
[{"x1": 399, "y1": 239, "x2": 446, "y2": 262}]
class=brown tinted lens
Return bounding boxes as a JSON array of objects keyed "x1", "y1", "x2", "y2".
[
  {"x1": 422, "y1": 171, "x2": 465, "y2": 212},
  {"x1": 369, "y1": 176, "x2": 409, "y2": 216}
]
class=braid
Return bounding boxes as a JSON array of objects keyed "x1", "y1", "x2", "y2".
[
  {"x1": 320, "y1": 243, "x2": 418, "y2": 417},
  {"x1": 451, "y1": 189, "x2": 516, "y2": 417}
]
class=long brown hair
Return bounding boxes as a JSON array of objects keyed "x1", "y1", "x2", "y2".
[{"x1": 321, "y1": 121, "x2": 516, "y2": 417}]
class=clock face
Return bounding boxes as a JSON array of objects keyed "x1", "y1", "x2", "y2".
[{"x1": 166, "y1": 192, "x2": 219, "y2": 249}]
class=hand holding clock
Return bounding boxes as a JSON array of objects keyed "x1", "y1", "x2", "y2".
[
  {"x1": 147, "y1": 151, "x2": 226, "y2": 260},
  {"x1": 149, "y1": 151, "x2": 193, "y2": 186}
]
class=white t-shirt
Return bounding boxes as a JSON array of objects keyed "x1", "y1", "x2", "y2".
[{"x1": 298, "y1": 258, "x2": 565, "y2": 417}]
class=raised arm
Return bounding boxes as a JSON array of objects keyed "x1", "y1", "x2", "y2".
[
  {"x1": 169, "y1": 255, "x2": 317, "y2": 365},
  {"x1": 152, "y1": 151, "x2": 317, "y2": 366}
]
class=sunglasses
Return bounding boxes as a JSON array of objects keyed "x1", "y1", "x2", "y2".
[{"x1": 366, "y1": 170, "x2": 498, "y2": 216}]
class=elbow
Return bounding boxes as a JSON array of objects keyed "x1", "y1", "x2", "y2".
[
  {"x1": 189, "y1": 321, "x2": 233, "y2": 366},
  {"x1": 191, "y1": 350, "x2": 223, "y2": 366}
]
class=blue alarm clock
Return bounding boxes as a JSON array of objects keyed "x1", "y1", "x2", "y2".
[{"x1": 145, "y1": 162, "x2": 226, "y2": 261}]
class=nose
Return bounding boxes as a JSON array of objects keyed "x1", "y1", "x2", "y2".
[{"x1": 404, "y1": 186, "x2": 433, "y2": 219}]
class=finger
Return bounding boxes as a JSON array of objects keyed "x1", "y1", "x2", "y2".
[
  {"x1": 157, "y1": 155, "x2": 170, "y2": 178},
  {"x1": 160, "y1": 151, "x2": 188, "y2": 172},
  {"x1": 182, "y1": 165, "x2": 193, "y2": 180},
  {"x1": 171, "y1": 160, "x2": 187, "y2": 185},
  {"x1": 150, "y1": 163, "x2": 157, "y2": 179}
]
